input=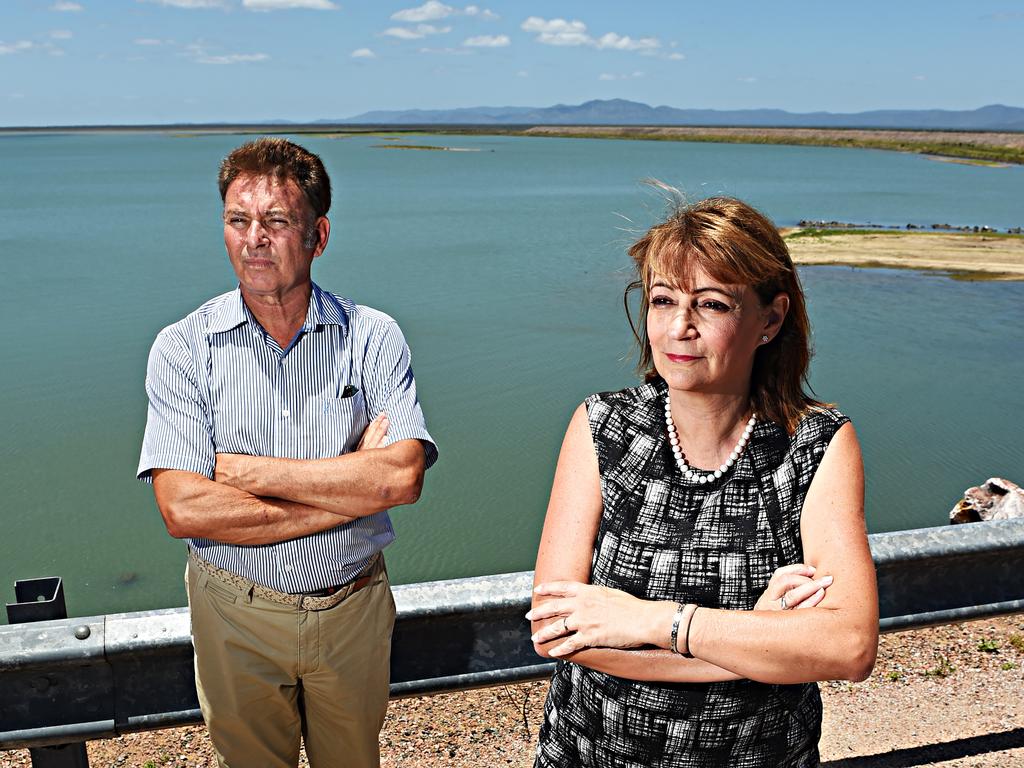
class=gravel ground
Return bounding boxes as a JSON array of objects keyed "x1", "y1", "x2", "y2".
[{"x1": 3, "y1": 616, "x2": 1023, "y2": 768}]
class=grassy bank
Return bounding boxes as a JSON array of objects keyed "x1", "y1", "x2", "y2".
[
  {"x1": 786, "y1": 228, "x2": 1024, "y2": 240},
  {"x1": 532, "y1": 132, "x2": 1024, "y2": 166},
  {"x1": 343, "y1": 126, "x2": 1024, "y2": 165}
]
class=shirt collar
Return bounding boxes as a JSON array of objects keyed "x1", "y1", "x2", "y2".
[
  {"x1": 205, "y1": 282, "x2": 349, "y2": 337},
  {"x1": 205, "y1": 290, "x2": 248, "y2": 335},
  {"x1": 308, "y1": 281, "x2": 349, "y2": 333}
]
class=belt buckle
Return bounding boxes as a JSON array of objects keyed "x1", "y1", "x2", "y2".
[
  {"x1": 301, "y1": 584, "x2": 339, "y2": 599},
  {"x1": 296, "y1": 584, "x2": 343, "y2": 609}
]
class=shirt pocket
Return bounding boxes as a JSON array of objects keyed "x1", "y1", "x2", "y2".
[{"x1": 310, "y1": 390, "x2": 369, "y2": 456}]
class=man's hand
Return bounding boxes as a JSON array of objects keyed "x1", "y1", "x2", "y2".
[
  {"x1": 211, "y1": 413, "x2": 422, "y2": 518},
  {"x1": 216, "y1": 413, "x2": 391, "y2": 491},
  {"x1": 357, "y1": 413, "x2": 389, "y2": 451}
]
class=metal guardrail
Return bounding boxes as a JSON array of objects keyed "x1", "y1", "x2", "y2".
[{"x1": 3, "y1": 518, "x2": 1024, "y2": 754}]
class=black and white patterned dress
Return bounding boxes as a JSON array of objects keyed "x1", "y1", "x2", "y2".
[{"x1": 535, "y1": 377, "x2": 849, "y2": 768}]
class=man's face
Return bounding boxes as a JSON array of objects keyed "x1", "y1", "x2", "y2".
[{"x1": 222, "y1": 173, "x2": 328, "y2": 302}]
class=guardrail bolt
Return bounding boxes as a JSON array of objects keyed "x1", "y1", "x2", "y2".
[{"x1": 73, "y1": 626, "x2": 91, "y2": 640}]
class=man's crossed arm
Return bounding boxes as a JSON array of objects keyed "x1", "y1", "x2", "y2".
[{"x1": 152, "y1": 414, "x2": 426, "y2": 546}]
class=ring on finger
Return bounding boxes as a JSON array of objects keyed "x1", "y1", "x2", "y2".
[
  {"x1": 561, "y1": 616, "x2": 569, "y2": 633},
  {"x1": 780, "y1": 592, "x2": 789, "y2": 610}
]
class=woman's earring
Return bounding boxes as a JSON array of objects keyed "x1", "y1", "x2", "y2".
[{"x1": 761, "y1": 335, "x2": 769, "y2": 343}]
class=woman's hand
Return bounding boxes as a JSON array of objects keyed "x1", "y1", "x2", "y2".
[
  {"x1": 529, "y1": 566, "x2": 833, "y2": 658},
  {"x1": 754, "y1": 563, "x2": 832, "y2": 612},
  {"x1": 527, "y1": 581, "x2": 677, "y2": 658}
]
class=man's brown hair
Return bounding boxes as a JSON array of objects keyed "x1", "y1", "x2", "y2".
[{"x1": 218, "y1": 137, "x2": 331, "y2": 219}]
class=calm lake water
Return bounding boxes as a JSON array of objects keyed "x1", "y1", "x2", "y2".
[{"x1": 2, "y1": 132, "x2": 1023, "y2": 621}]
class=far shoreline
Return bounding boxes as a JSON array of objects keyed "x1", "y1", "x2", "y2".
[{"x1": 2, "y1": 122, "x2": 1023, "y2": 166}]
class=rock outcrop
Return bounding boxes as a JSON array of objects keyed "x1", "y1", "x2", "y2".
[{"x1": 950, "y1": 477, "x2": 1024, "y2": 524}]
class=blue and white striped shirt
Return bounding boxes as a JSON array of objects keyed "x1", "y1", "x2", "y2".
[{"x1": 138, "y1": 282, "x2": 437, "y2": 592}]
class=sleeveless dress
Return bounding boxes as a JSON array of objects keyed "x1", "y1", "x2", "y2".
[{"x1": 535, "y1": 378, "x2": 850, "y2": 768}]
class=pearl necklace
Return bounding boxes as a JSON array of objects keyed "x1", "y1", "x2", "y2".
[{"x1": 664, "y1": 395, "x2": 756, "y2": 484}]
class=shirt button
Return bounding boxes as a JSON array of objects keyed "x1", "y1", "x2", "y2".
[
  {"x1": 284, "y1": 564, "x2": 293, "y2": 572},
  {"x1": 282, "y1": 409, "x2": 290, "y2": 417}
]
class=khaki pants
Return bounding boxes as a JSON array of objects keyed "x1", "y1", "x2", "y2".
[{"x1": 186, "y1": 559, "x2": 395, "y2": 768}]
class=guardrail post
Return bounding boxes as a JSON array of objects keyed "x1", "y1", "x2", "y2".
[{"x1": 6, "y1": 578, "x2": 90, "y2": 768}]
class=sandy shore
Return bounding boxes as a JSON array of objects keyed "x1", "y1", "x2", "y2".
[
  {"x1": 3, "y1": 615, "x2": 1023, "y2": 767},
  {"x1": 784, "y1": 231, "x2": 1024, "y2": 280}
]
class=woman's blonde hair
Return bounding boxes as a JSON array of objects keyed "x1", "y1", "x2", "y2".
[{"x1": 625, "y1": 193, "x2": 824, "y2": 433}]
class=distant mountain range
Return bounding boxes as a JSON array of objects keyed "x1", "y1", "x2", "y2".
[{"x1": 337, "y1": 99, "x2": 1024, "y2": 132}]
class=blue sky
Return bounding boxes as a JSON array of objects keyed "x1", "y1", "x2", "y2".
[{"x1": 1, "y1": 0, "x2": 1022, "y2": 126}]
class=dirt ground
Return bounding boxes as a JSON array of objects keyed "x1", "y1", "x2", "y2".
[
  {"x1": 3, "y1": 615, "x2": 1023, "y2": 768},
  {"x1": 784, "y1": 231, "x2": 1024, "y2": 280}
]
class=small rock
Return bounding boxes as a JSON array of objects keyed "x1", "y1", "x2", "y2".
[{"x1": 950, "y1": 477, "x2": 1024, "y2": 523}]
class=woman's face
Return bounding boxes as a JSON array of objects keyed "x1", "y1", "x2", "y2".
[{"x1": 647, "y1": 264, "x2": 785, "y2": 396}]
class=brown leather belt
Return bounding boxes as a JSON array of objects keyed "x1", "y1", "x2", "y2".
[{"x1": 189, "y1": 549, "x2": 383, "y2": 610}]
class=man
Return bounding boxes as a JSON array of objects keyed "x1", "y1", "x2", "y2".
[{"x1": 138, "y1": 137, "x2": 436, "y2": 768}]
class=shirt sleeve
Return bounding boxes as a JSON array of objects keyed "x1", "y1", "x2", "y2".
[
  {"x1": 363, "y1": 320, "x2": 438, "y2": 469},
  {"x1": 137, "y1": 329, "x2": 216, "y2": 483}
]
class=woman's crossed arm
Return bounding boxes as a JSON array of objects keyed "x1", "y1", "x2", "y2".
[{"x1": 529, "y1": 404, "x2": 878, "y2": 685}]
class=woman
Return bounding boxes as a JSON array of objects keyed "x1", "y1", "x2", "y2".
[{"x1": 529, "y1": 195, "x2": 878, "y2": 767}]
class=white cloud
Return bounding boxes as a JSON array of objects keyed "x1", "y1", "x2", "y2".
[
  {"x1": 243, "y1": 0, "x2": 338, "y2": 10},
  {"x1": 913, "y1": 74, "x2": 927, "y2": 81},
  {"x1": 391, "y1": 1, "x2": 494, "y2": 23},
  {"x1": 50, "y1": 30, "x2": 73, "y2": 39},
  {"x1": 51, "y1": 1, "x2": 83, "y2": 10},
  {"x1": 351, "y1": 47, "x2": 376, "y2": 58},
  {"x1": 384, "y1": 24, "x2": 450, "y2": 39},
  {"x1": 599, "y1": 71, "x2": 644, "y2": 81},
  {"x1": 522, "y1": 16, "x2": 661, "y2": 52},
  {"x1": 516, "y1": 69, "x2": 528, "y2": 77},
  {"x1": 521, "y1": 16, "x2": 589, "y2": 46},
  {"x1": 384, "y1": 27, "x2": 420, "y2": 39},
  {"x1": 463, "y1": 34, "x2": 508, "y2": 47},
  {"x1": 10, "y1": 92, "x2": 26, "y2": 100},
  {"x1": 418, "y1": 46, "x2": 470, "y2": 54},
  {"x1": 667, "y1": 52, "x2": 684, "y2": 60},
  {"x1": 142, "y1": 0, "x2": 227, "y2": 7},
  {"x1": 737, "y1": 76, "x2": 757, "y2": 83},
  {"x1": 521, "y1": 17, "x2": 579, "y2": 34},
  {"x1": 0, "y1": 41, "x2": 34, "y2": 55},
  {"x1": 185, "y1": 43, "x2": 269, "y2": 64},
  {"x1": 464, "y1": 5, "x2": 498, "y2": 20},
  {"x1": 392, "y1": 1, "x2": 453, "y2": 22},
  {"x1": 594, "y1": 32, "x2": 659, "y2": 51},
  {"x1": 134, "y1": 37, "x2": 165, "y2": 45},
  {"x1": 199, "y1": 52, "x2": 269, "y2": 63}
]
